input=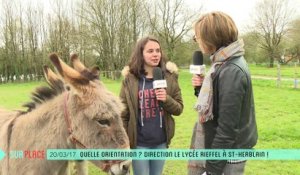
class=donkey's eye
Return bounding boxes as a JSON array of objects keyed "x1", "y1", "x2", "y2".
[{"x1": 97, "y1": 119, "x2": 110, "y2": 126}]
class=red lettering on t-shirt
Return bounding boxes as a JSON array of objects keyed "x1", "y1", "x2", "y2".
[{"x1": 144, "y1": 89, "x2": 149, "y2": 98}]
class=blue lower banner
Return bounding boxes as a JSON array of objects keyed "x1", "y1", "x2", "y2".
[
  {"x1": 0, "y1": 149, "x2": 5, "y2": 160},
  {"x1": 46, "y1": 149, "x2": 300, "y2": 160}
]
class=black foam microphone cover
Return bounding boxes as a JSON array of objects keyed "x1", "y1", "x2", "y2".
[
  {"x1": 153, "y1": 67, "x2": 164, "y2": 109},
  {"x1": 193, "y1": 51, "x2": 203, "y2": 66},
  {"x1": 153, "y1": 67, "x2": 163, "y2": 80},
  {"x1": 193, "y1": 51, "x2": 203, "y2": 97}
]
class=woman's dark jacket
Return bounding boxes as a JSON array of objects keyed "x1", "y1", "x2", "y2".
[{"x1": 202, "y1": 56, "x2": 258, "y2": 174}]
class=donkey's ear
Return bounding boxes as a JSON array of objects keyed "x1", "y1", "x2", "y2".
[
  {"x1": 70, "y1": 53, "x2": 86, "y2": 72},
  {"x1": 43, "y1": 65, "x2": 65, "y2": 93},
  {"x1": 70, "y1": 53, "x2": 100, "y2": 81},
  {"x1": 91, "y1": 66, "x2": 100, "y2": 77},
  {"x1": 49, "y1": 53, "x2": 89, "y2": 88}
]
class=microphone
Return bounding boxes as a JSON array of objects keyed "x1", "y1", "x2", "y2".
[
  {"x1": 190, "y1": 51, "x2": 205, "y2": 75},
  {"x1": 190, "y1": 51, "x2": 205, "y2": 96},
  {"x1": 153, "y1": 67, "x2": 167, "y2": 109}
]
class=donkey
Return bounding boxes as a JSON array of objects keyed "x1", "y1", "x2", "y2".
[
  {"x1": 0, "y1": 53, "x2": 131, "y2": 175},
  {"x1": 22, "y1": 60, "x2": 88, "y2": 175},
  {"x1": 22, "y1": 54, "x2": 130, "y2": 175}
]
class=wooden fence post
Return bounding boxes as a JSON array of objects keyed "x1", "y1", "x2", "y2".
[
  {"x1": 295, "y1": 62, "x2": 298, "y2": 89},
  {"x1": 277, "y1": 63, "x2": 281, "y2": 87}
]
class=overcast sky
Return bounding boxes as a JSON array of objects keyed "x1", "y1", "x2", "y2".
[
  {"x1": 200, "y1": 0, "x2": 259, "y2": 31},
  {"x1": 5, "y1": 0, "x2": 300, "y2": 34},
  {"x1": 186, "y1": 0, "x2": 300, "y2": 33}
]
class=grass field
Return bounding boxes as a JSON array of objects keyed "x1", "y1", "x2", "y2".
[
  {"x1": 249, "y1": 64, "x2": 300, "y2": 78},
  {"x1": 0, "y1": 66, "x2": 300, "y2": 175}
]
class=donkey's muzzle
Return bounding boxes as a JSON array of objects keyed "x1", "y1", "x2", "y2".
[{"x1": 108, "y1": 160, "x2": 131, "y2": 175}]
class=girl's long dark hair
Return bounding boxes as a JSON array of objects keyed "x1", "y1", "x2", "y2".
[{"x1": 128, "y1": 36, "x2": 167, "y2": 78}]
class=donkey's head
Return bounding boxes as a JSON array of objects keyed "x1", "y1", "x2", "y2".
[{"x1": 49, "y1": 53, "x2": 130, "y2": 174}]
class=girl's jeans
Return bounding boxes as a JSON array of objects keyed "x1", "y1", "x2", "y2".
[{"x1": 133, "y1": 143, "x2": 167, "y2": 175}]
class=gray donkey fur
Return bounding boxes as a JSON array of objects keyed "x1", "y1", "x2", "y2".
[
  {"x1": 23, "y1": 62, "x2": 87, "y2": 175},
  {"x1": 0, "y1": 53, "x2": 131, "y2": 175}
]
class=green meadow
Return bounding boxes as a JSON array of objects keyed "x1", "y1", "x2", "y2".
[
  {"x1": 249, "y1": 64, "x2": 299, "y2": 78},
  {"x1": 0, "y1": 65, "x2": 299, "y2": 175}
]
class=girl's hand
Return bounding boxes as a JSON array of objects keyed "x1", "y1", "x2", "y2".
[{"x1": 155, "y1": 88, "x2": 167, "y2": 102}]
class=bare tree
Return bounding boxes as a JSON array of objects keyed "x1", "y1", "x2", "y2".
[
  {"x1": 26, "y1": 5, "x2": 42, "y2": 78},
  {"x1": 0, "y1": 0, "x2": 203, "y2": 81},
  {"x1": 287, "y1": 18, "x2": 300, "y2": 63},
  {"x1": 46, "y1": 0, "x2": 76, "y2": 62},
  {"x1": 37, "y1": 2, "x2": 48, "y2": 69},
  {"x1": 79, "y1": 0, "x2": 144, "y2": 78},
  {"x1": 0, "y1": 1, "x2": 20, "y2": 81},
  {"x1": 1, "y1": 0, "x2": 45, "y2": 81},
  {"x1": 18, "y1": 2, "x2": 26, "y2": 75},
  {"x1": 144, "y1": 0, "x2": 200, "y2": 60},
  {"x1": 252, "y1": 0, "x2": 296, "y2": 67}
]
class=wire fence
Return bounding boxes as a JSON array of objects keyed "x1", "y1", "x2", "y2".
[
  {"x1": 248, "y1": 62, "x2": 299, "y2": 89},
  {"x1": 0, "y1": 67, "x2": 299, "y2": 89},
  {"x1": 0, "y1": 74, "x2": 44, "y2": 84},
  {"x1": 275, "y1": 62, "x2": 299, "y2": 89},
  {"x1": 0, "y1": 70, "x2": 124, "y2": 84}
]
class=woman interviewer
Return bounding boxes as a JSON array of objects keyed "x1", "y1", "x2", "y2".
[{"x1": 190, "y1": 11, "x2": 258, "y2": 175}]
